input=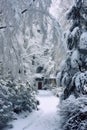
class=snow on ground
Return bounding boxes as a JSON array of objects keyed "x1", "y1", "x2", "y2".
[{"x1": 6, "y1": 90, "x2": 59, "y2": 130}]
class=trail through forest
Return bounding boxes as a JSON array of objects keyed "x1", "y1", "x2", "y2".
[{"x1": 7, "y1": 90, "x2": 59, "y2": 130}]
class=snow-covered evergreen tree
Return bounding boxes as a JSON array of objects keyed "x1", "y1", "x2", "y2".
[
  {"x1": 58, "y1": 0, "x2": 87, "y2": 100},
  {"x1": 58, "y1": 0, "x2": 87, "y2": 129}
]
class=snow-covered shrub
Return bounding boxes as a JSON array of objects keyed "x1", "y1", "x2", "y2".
[
  {"x1": 8, "y1": 81, "x2": 37, "y2": 113},
  {"x1": 59, "y1": 96, "x2": 87, "y2": 130},
  {"x1": 0, "y1": 79, "x2": 37, "y2": 129},
  {"x1": 0, "y1": 99, "x2": 12, "y2": 129},
  {"x1": 0, "y1": 80, "x2": 13, "y2": 128},
  {"x1": 17, "y1": 83, "x2": 37, "y2": 112}
]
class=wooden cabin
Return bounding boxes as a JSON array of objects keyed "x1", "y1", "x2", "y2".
[
  {"x1": 35, "y1": 74, "x2": 44, "y2": 90},
  {"x1": 35, "y1": 73, "x2": 57, "y2": 90}
]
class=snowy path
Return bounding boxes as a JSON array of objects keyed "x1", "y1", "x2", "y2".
[{"x1": 7, "y1": 90, "x2": 59, "y2": 130}]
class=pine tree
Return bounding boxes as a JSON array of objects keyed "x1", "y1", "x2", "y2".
[
  {"x1": 59, "y1": 0, "x2": 87, "y2": 99},
  {"x1": 58, "y1": 1, "x2": 87, "y2": 129}
]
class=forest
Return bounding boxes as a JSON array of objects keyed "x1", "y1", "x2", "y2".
[{"x1": 0, "y1": 0, "x2": 87, "y2": 130}]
